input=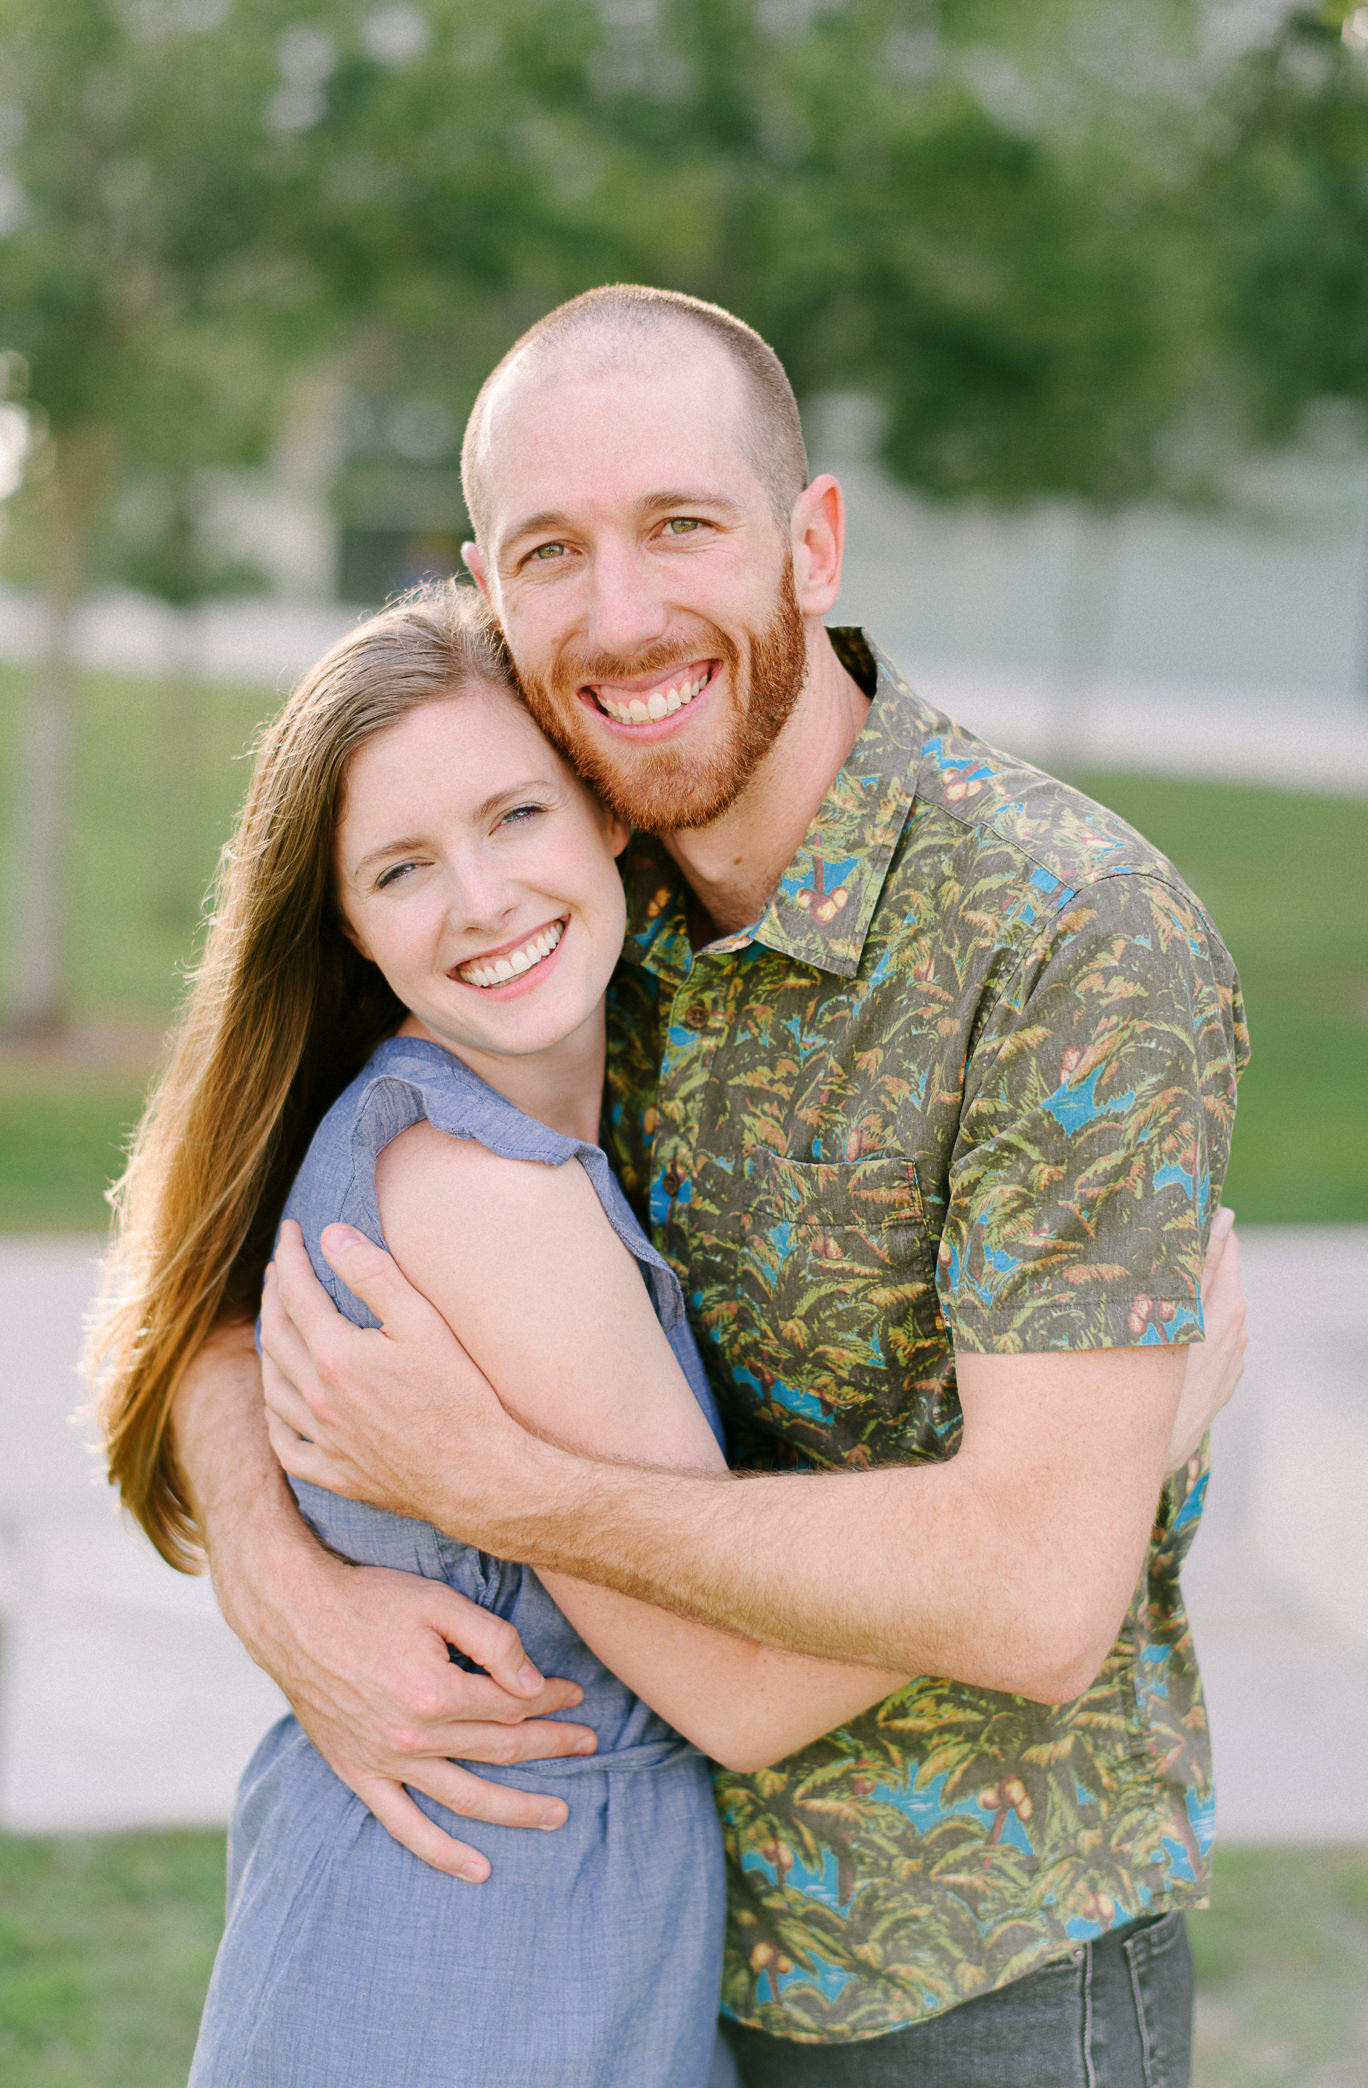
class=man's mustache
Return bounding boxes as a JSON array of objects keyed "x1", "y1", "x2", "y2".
[{"x1": 547, "y1": 632, "x2": 737, "y2": 687}]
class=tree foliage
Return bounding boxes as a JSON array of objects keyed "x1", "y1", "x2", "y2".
[
  {"x1": 2, "y1": 0, "x2": 1367, "y2": 1022},
  {"x1": 3, "y1": 0, "x2": 1366, "y2": 533}
]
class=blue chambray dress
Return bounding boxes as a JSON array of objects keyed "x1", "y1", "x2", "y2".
[{"x1": 189, "y1": 1034, "x2": 728, "y2": 2088}]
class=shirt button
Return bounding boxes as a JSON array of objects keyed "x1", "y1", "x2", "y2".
[
  {"x1": 683, "y1": 1002, "x2": 709, "y2": 1031},
  {"x1": 662, "y1": 1162, "x2": 683, "y2": 1195}
]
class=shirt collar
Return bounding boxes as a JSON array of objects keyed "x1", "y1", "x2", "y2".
[{"x1": 621, "y1": 629, "x2": 924, "y2": 983}]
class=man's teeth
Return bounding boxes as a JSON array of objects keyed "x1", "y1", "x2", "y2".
[
  {"x1": 458, "y1": 921, "x2": 564, "y2": 989},
  {"x1": 594, "y1": 670, "x2": 709, "y2": 725}
]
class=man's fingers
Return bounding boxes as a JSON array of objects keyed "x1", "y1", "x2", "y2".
[
  {"x1": 266, "y1": 1409, "x2": 334, "y2": 1486},
  {"x1": 1201, "y1": 1205, "x2": 1236, "y2": 1288},
  {"x1": 385, "y1": 1659, "x2": 585, "y2": 1729},
  {"x1": 399, "y1": 1715, "x2": 598, "y2": 1765},
  {"x1": 260, "y1": 1334, "x2": 319, "y2": 1439},
  {"x1": 423, "y1": 1583, "x2": 549, "y2": 1701},
  {"x1": 357, "y1": 1759, "x2": 585, "y2": 1882},
  {"x1": 405, "y1": 1758, "x2": 571, "y2": 1834},
  {"x1": 260, "y1": 1262, "x2": 326, "y2": 1412},
  {"x1": 360, "y1": 1777, "x2": 492, "y2": 1882},
  {"x1": 317, "y1": 1221, "x2": 439, "y2": 1338},
  {"x1": 271, "y1": 1221, "x2": 364, "y2": 1357}
]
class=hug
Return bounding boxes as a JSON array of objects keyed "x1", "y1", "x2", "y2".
[{"x1": 91, "y1": 285, "x2": 1248, "y2": 2088}]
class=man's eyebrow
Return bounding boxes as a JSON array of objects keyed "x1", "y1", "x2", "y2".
[
  {"x1": 500, "y1": 509, "x2": 572, "y2": 554},
  {"x1": 637, "y1": 488, "x2": 746, "y2": 519},
  {"x1": 499, "y1": 488, "x2": 746, "y2": 556}
]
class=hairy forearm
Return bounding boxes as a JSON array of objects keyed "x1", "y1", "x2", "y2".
[
  {"x1": 173, "y1": 1318, "x2": 334, "y2": 1654},
  {"x1": 266, "y1": 1217, "x2": 1182, "y2": 1708},
  {"x1": 434, "y1": 1443, "x2": 1114, "y2": 1705}
]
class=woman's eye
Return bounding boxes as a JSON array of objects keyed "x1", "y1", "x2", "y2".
[
  {"x1": 500, "y1": 802, "x2": 545, "y2": 829},
  {"x1": 375, "y1": 861, "x2": 417, "y2": 890}
]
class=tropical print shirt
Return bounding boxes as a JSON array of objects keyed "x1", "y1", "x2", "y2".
[{"x1": 602, "y1": 630, "x2": 1248, "y2": 2043}]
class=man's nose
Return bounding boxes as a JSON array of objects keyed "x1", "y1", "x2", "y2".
[{"x1": 584, "y1": 539, "x2": 671, "y2": 661}]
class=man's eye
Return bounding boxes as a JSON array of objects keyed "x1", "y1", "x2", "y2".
[
  {"x1": 528, "y1": 542, "x2": 567, "y2": 562},
  {"x1": 663, "y1": 517, "x2": 703, "y2": 536}
]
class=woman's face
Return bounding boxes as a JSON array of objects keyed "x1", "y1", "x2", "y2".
[{"x1": 334, "y1": 682, "x2": 630, "y2": 1069}]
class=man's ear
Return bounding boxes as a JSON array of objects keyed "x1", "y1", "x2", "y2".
[
  {"x1": 604, "y1": 807, "x2": 631, "y2": 858},
  {"x1": 790, "y1": 474, "x2": 844, "y2": 619},
  {"x1": 462, "y1": 542, "x2": 491, "y2": 601}
]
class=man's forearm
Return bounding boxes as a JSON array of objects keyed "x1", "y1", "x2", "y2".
[
  {"x1": 173, "y1": 1319, "x2": 332, "y2": 1654},
  {"x1": 265, "y1": 1230, "x2": 1187, "y2": 1705},
  {"x1": 429, "y1": 1440, "x2": 1116, "y2": 1704},
  {"x1": 413, "y1": 1342, "x2": 1185, "y2": 1706}
]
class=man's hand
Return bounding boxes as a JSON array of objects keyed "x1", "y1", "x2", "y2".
[
  {"x1": 175, "y1": 1306, "x2": 596, "y2": 1881},
  {"x1": 260, "y1": 1221, "x2": 542, "y2": 1538},
  {"x1": 1167, "y1": 1205, "x2": 1247, "y2": 1472},
  {"x1": 238, "y1": 1543, "x2": 598, "y2": 1880}
]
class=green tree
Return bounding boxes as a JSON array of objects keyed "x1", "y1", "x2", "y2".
[
  {"x1": 1200, "y1": 3, "x2": 1368, "y2": 440},
  {"x1": 0, "y1": 0, "x2": 298, "y2": 1029}
]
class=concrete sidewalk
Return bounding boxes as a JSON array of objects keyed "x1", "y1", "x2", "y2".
[{"x1": 1, "y1": 1228, "x2": 1365, "y2": 1840}]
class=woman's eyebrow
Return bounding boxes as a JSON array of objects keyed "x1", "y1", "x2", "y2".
[
  {"x1": 349, "y1": 836, "x2": 430, "y2": 879},
  {"x1": 472, "y1": 778, "x2": 551, "y2": 820},
  {"x1": 348, "y1": 782, "x2": 551, "y2": 876}
]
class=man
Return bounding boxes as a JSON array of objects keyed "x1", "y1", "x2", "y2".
[{"x1": 182, "y1": 286, "x2": 1247, "y2": 2084}]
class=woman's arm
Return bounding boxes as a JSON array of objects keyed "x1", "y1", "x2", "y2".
[{"x1": 374, "y1": 1124, "x2": 908, "y2": 1772}]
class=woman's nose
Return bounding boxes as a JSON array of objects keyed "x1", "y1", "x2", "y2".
[{"x1": 445, "y1": 853, "x2": 518, "y2": 935}]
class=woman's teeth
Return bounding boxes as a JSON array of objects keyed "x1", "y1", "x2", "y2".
[
  {"x1": 594, "y1": 670, "x2": 709, "y2": 726},
  {"x1": 457, "y1": 920, "x2": 564, "y2": 989}
]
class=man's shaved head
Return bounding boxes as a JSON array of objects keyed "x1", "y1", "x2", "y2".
[{"x1": 460, "y1": 284, "x2": 808, "y2": 544}]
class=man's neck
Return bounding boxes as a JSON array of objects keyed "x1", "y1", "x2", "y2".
[{"x1": 663, "y1": 626, "x2": 872, "y2": 941}]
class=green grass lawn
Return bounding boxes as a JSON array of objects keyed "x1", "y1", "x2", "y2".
[
  {"x1": 1067, "y1": 769, "x2": 1368, "y2": 1229},
  {"x1": 0, "y1": 1832, "x2": 225, "y2": 2088},
  {"x1": 0, "y1": 664, "x2": 1364, "y2": 1229},
  {"x1": 0, "y1": 1832, "x2": 1363, "y2": 2087}
]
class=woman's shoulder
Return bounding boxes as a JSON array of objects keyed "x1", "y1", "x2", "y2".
[
  {"x1": 282, "y1": 1035, "x2": 455, "y2": 1233},
  {"x1": 298, "y1": 1035, "x2": 491, "y2": 1173},
  {"x1": 376, "y1": 1111, "x2": 612, "y2": 1258}
]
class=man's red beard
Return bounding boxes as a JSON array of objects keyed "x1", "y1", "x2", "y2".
[{"x1": 515, "y1": 558, "x2": 809, "y2": 834}]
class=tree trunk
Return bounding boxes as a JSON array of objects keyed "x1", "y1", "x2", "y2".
[
  {"x1": 154, "y1": 600, "x2": 206, "y2": 925},
  {"x1": 6, "y1": 426, "x2": 109, "y2": 1037}
]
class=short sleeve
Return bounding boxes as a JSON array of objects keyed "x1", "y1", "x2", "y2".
[{"x1": 939, "y1": 871, "x2": 1247, "y2": 1353}]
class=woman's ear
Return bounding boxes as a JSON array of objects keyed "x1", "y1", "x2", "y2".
[{"x1": 337, "y1": 908, "x2": 371, "y2": 962}]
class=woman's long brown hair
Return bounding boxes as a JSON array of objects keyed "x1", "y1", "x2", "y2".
[{"x1": 87, "y1": 583, "x2": 514, "y2": 1570}]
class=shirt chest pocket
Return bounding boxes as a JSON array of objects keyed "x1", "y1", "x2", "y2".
[{"x1": 725, "y1": 1149, "x2": 948, "y2": 1456}]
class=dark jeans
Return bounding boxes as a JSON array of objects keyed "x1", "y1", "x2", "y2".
[{"x1": 721, "y1": 1911, "x2": 1193, "y2": 2088}]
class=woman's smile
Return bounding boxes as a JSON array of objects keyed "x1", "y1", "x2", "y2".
[
  {"x1": 452, "y1": 915, "x2": 567, "y2": 992},
  {"x1": 334, "y1": 683, "x2": 629, "y2": 1098}
]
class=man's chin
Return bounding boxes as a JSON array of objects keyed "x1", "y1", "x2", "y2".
[{"x1": 577, "y1": 743, "x2": 749, "y2": 836}]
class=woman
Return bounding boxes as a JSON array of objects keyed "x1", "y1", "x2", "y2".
[{"x1": 89, "y1": 583, "x2": 922, "y2": 2088}]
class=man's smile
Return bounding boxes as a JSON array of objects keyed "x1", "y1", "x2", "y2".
[{"x1": 580, "y1": 659, "x2": 719, "y2": 732}]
